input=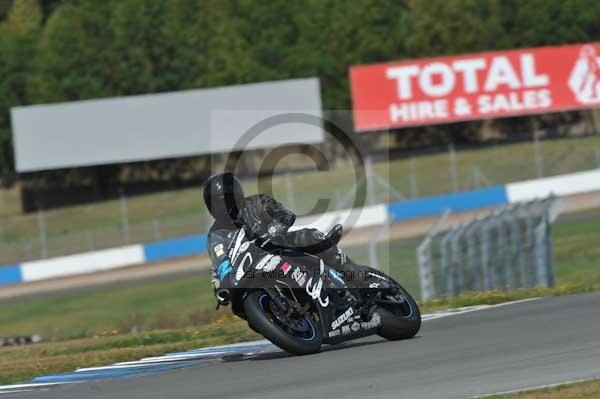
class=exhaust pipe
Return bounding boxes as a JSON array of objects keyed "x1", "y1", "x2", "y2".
[{"x1": 216, "y1": 289, "x2": 231, "y2": 304}]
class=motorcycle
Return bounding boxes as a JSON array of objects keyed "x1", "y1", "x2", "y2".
[{"x1": 219, "y1": 228, "x2": 421, "y2": 355}]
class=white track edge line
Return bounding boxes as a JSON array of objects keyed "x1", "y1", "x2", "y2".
[
  {"x1": 422, "y1": 298, "x2": 541, "y2": 321},
  {"x1": 0, "y1": 382, "x2": 75, "y2": 391},
  {"x1": 0, "y1": 298, "x2": 543, "y2": 390},
  {"x1": 472, "y1": 376, "x2": 600, "y2": 398}
]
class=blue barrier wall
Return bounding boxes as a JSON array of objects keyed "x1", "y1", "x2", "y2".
[
  {"x1": 143, "y1": 234, "x2": 208, "y2": 263},
  {"x1": 0, "y1": 265, "x2": 23, "y2": 285},
  {"x1": 0, "y1": 186, "x2": 510, "y2": 287},
  {"x1": 387, "y1": 186, "x2": 509, "y2": 222}
]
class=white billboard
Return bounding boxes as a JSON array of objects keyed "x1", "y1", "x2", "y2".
[{"x1": 11, "y1": 78, "x2": 323, "y2": 172}]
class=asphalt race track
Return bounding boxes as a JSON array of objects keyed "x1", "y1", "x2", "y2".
[{"x1": 8, "y1": 293, "x2": 600, "y2": 399}]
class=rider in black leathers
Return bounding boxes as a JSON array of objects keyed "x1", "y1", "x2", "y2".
[{"x1": 203, "y1": 172, "x2": 359, "y2": 306}]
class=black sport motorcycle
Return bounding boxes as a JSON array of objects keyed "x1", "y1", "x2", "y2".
[{"x1": 219, "y1": 229, "x2": 421, "y2": 355}]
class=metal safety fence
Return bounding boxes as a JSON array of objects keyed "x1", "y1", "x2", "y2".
[
  {"x1": 1, "y1": 133, "x2": 599, "y2": 266},
  {"x1": 417, "y1": 196, "x2": 564, "y2": 300}
]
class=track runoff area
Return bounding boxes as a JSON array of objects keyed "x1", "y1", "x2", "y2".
[{"x1": 2, "y1": 293, "x2": 599, "y2": 399}]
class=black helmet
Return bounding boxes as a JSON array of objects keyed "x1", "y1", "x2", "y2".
[{"x1": 203, "y1": 172, "x2": 245, "y2": 222}]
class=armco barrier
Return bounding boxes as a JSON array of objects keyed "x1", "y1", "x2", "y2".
[
  {"x1": 387, "y1": 186, "x2": 509, "y2": 222},
  {"x1": 506, "y1": 169, "x2": 600, "y2": 203},
  {"x1": 143, "y1": 234, "x2": 208, "y2": 263},
  {"x1": 1, "y1": 169, "x2": 599, "y2": 287},
  {"x1": 0, "y1": 265, "x2": 22, "y2": 285},
  {"x1": 20, "y1": 245, "x2": 145, "y2": 282},
  {"x1": 291, "y1": 204, "x2": 388, "y2": 232}
]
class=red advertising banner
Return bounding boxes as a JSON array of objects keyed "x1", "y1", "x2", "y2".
[{"x1": 350, "y1": 42, "x2": 600, "y2": 132}]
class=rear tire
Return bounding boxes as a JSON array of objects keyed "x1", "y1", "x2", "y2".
[
  {"x1": 244, "y1": 291, "x2": 322, "y2": 355},
  {"x1": 377, "y1": 283, "x2": 421, "y2": 341}
]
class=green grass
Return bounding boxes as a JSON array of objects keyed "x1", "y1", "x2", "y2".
[
  {"x1": 0, "y1": 315, "x2": 260, "y2": 385},
  {"x1": 0, "y1": 214, "x2": 598, "y2": 342},
  {"x1": 486, "y1": 378, "x2": 600, "y2": 399},
  {"x1": 2, "y1": 135, "x2": 600, "y2": 264},
  {"x1": 0, "y1": 275, "x2": 216, "y2": 340},
  {"x1": 0, "y1": 213, "x2": 598, "y2": 384}
]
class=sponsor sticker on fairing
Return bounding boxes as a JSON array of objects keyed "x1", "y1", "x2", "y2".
[
  {"x1": 305, "y1": 260, "x2": 330, "y2": 308},
  {"x1": 291, "y1": 267, "x2": 308, "y2": 287},
  {"x1": 280, "y1": 262, "x2": 292, "y2": 275},
  {"x1": 328, "y1": 330, "x2": 341, "y2": 338},
  {"x1": 235, "y1": 253, "x2": 253, "y2": 282},
  {"x1": 342, "y1": 325, "x2": 351, "y2": 335},
  {"x1": 351, "y1": 322, "x2": 361, "y2": 332},
  {"x1": 255, "y1": 254, "x2": 282, "y2": 272},
  {"x1": 239, "y1": 241, "x2": 250, "y2": 253},
  {"x1": 264, "y1": 255, "x2": 281, "y2": 272},
  {"x1": 214, "y1": 244, "x2": 224, "y2": 257},
  {"x1": 360, "y1": 312, "x2": 381, "y2": 330},
  {"x1": 331, "y1": 307, "x2": 354, "y2": 330}
]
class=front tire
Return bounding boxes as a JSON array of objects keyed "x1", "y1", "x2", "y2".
[
  {"x1": 377, "y1": 283, "x2": 421, "y2": 341},
  {"x1": 244, "y1": 291, "x2": 323, "y2": 355}
]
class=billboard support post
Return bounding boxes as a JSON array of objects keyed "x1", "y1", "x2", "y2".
[
  {"x1": 37, "y1": 209, "x2": 47, "y2": 258},
  {"x1": 410, "y1": 157, "x2": 418, "y2": 198},
  {"x1": 534, "y1": 132, "x2": 544, "y2": 178},
  {"x1": 449, "y1": 143, "x2": 458, "y2": 193}
]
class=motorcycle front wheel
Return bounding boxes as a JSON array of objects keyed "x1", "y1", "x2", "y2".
[
  {"x1": 243, "y1": 290, "x2": 323, "y2": 355},
  {"x1": 376, "y1": 281, "x2": 421, "y2": 341}
]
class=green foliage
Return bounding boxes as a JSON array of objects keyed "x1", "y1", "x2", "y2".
[
  {"x1": 0, "y1": 0, "x2": 600, "y2": 181},
  {"x1": 406, "y1": 0, "x2": 505, "y2": 56},
  {"x1": 28, "y1": 0, "x2": 116, "y2": 103},
  {"x1": 0, "y1": 0, "x2": 41, "y2": 182},
  {"x1": 3, "y1": 0, "x2": 41, "y2": 35}
]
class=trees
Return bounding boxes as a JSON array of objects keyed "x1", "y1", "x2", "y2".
[
  {"x1": 0, "y1": 0, "x2": 41, "y2": 183},
  {"x1": 0, "y1": 0, "x2": 599, "y2": 184},
  {"x1": 27, "y1": 0, "x2": 116, "y2": 103}
]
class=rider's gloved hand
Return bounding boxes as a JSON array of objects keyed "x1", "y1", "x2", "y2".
[{"x1": 326, "y1": 224, "x2": 343, "y2": 246}]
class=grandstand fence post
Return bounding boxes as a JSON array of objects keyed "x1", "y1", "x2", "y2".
[
  {"x1": 153, "y1": 219, "x2": 162, "y2": 241},
  {"x1": 510, "y1": 205, "x2": 524, "y2": 288},
  {"x1": 450, "y1": 225, "x2": 465, "y2": 296},
  {"x1": 410, "y1": 157, "x2": 418, "y2": 198},
  {"x1": 368, "y1": 217, "x2": 390, "y2": 271},
  {"x1": 480, "y1": 221, "x2": 492, "y2": 290},
  {"x1": 87, "y1": 231, "x2": 95, "y2": 251},
  {"x1": 525, "y1": 203, "x2": 536, "y2": 287},
  {"x1": 284, "y1": 172, "x2": 295, "y2": 211},
  {"x1": 449, "y1": 143, "x2": 458, "y2": 192},
  {"x1": 534, "y1": 132, "x2": 543, "y2": 178},
  {"x1": 417, "y1": 238, "x2": 435, "y2": 300},
  {"x1": 120, "y1": 194, "x2": 130, "y2": 244},
  {"x1": 365, "y1": 155, "x2": 376, "y2": 205},
  {"x1": 440, "y1": 231, "x2": 453, "y2": 296},
  {"x1": 496, "y1": 209, "x2": 510, "y2": 290},
  {"x1": 417, "y1": 210, "x2": 450, "y2": 300},
  {"x1": 465, "y1": 220, "x2": 479, "y2": 291}
]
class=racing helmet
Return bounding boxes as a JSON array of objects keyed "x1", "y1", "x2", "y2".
[{"x1": 203, "y1": 172, "x2": 245, "y2": 222}]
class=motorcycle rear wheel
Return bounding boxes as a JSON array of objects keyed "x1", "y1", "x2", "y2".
[{"x1": 244, "y1": 290, "x2": 323, "y2": 355}]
